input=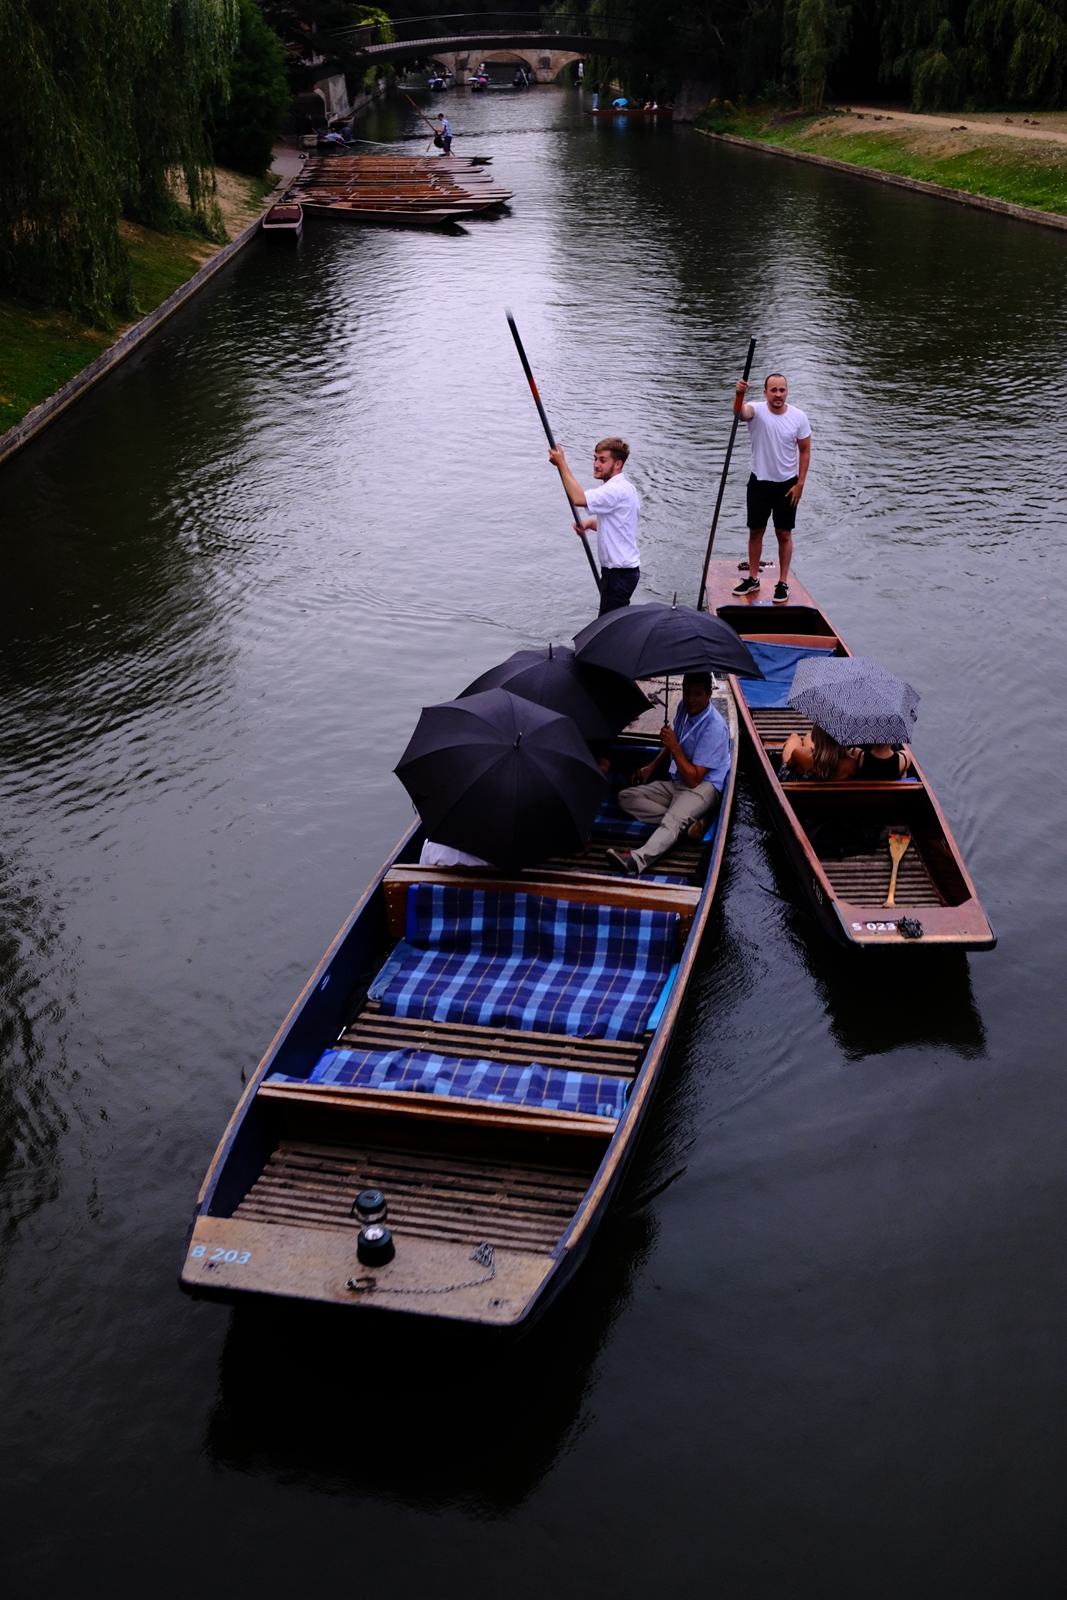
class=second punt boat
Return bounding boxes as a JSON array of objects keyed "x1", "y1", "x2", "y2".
[
  {"x1": 705, "y1": 560, "x2": 995, "y2": 951},
  {"x1": 180, "y1": 678, "x2": 739, "y2": 1327}
]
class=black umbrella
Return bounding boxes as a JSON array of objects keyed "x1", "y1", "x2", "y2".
[
  {"x1": 573, "y1": 600, "x2": 764, "y2": 680},
  {"x1": 458, "y1": 645, "x2": 651, "y2": 740},
  {"x1": 394, "y1": 688, "x2": 608, "y2": 871}
]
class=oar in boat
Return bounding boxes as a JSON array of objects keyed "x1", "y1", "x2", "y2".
[
  {"x1": 697, "y1": 336, "x2": 756, "y2": 610},
  {"x1": 506, "y1": 312, "x2": 602, "y2": 596}
]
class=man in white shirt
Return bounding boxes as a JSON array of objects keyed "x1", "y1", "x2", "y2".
[
  {"x1": 732, "y1": 373, "x2": 811, "y2": 605},
  {"x1": 548, "y1": 437, "x2": 641, "y2": 615}
]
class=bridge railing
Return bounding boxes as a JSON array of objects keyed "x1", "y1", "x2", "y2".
[{"x1": 326, "y1": 11, "x2": 634, "y2": 50}]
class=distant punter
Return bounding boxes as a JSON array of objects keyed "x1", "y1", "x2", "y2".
[
  {"x1": 436, "y1": 113, "x2": 452, "y2": 155},
  {"x1": 732, "y1": 372, "x2": 811, "y2": 604},
  {"x1": 548, "y1": 437, "x2": 640, "y2": 615}
]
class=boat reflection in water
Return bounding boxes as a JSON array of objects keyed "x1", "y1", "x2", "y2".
[{"x1": 204, "y1": 1203, "x2": 655, "y2": 1511}]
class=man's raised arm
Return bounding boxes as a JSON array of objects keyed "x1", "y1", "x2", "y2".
[{"x1": 735, "y1": 377, "x2": 755, "y2": 421}]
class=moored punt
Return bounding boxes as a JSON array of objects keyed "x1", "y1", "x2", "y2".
[
  {"x1": 180, "y1": 679, "x2": 739, "y2": 1326},
  {"x1": 705, "y1": 560, "x2": 995, "y2": 951},
  {"x1": 290, "y1": 155, "x2": 513, "y2": 225},
  {"x1": 261, "y1": 202, "x2": 303, "y2": 241}
]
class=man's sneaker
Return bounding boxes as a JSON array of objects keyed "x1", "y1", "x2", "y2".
[
  {"x1": 732, "y1": 575, "x2": 760, "y2": 596},
  {"x1": 605, "y1": 846, "x2": 640, "y2": 876},
  {"x1": 773, "y1": 580, "x2": 789, "y2": 604}
]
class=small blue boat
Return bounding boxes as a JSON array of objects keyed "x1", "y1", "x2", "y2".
[{"x1": 180, "y1": 679, "x2": 739, "y2": 1327}]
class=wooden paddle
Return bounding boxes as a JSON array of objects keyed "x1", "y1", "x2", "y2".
[
  {"x1": 885, "y1": 830, "x2": 911, "y2": 906},
  {"x1": 696, "y1": 336, "x2": 756, "y2": 609}
]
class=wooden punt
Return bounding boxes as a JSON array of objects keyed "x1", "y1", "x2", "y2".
[
  {"x1": 180, "y1": 679, "x2": 739, "y2": 1326},
  {"x1": 705, "y1": 560, "x2": 995, "y2": 951},
  {"x1": 261, "y1": 202, "x2": 303, "y2": 242}
]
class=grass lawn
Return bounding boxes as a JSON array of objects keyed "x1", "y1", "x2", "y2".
[
  {"x1": 0, "y1": 171, "x2": 274, "y2": 435},
  {"x1": 699, "y1": 108, "x2": 1067, "y2": 216}
]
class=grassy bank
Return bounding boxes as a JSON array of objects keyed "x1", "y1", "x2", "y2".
[
  {"x1": 0, "y1": 170, "x2": 274, "y2": 435},
  {"x1": 698, "y1": 105, "x2": 1067, "y2": 216}
]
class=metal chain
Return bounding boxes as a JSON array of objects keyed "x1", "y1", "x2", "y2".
[{"x1": 345, "y1": 1241, "x2": 496, "y2": 1296}]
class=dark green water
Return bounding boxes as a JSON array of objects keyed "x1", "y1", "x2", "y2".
[{"x1": 1, "y1": 88, "x2": 1066, "y2": 1596}]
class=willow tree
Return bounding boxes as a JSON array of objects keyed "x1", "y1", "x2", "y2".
[
  {"x1": 0, "y1": 0, "x2": 237, "y2": 323},
  {"x1": 784, "y1": 0, "x2": 851, "y2": 108}
]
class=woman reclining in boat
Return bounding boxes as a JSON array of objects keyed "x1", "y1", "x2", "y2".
[
  {"x1": 780, "y1": 724, "x2": 857, "y2": 781},
  {"x1": 780, "y1": 728, "x2": 909, "y2": 781}
]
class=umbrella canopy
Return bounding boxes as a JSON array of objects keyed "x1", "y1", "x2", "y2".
[
  {"x1": 787, "y1": 655, "x2": 920, "y2": 747},
  {"x1": 573, "y1": 601, "x2": 763, "y2": 680},
  {"x1": 394, "y1": 688, "x2": 607, "y2": 871},
  {"x1": 458, "y1": 645, "x2": 651, "y2": 740}
]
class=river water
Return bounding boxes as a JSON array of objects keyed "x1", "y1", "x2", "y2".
[{"x1": 1, "y1": 87, "x2": 1066, "y2": 1596}]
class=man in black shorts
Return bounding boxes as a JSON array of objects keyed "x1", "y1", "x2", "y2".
[{"x1": 732, "y1": 373, "x2": 811, "y2": 605}]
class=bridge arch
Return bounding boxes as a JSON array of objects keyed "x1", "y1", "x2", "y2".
[{"x1": 326, "y1": 12, "x2": 636, "y2": 80}]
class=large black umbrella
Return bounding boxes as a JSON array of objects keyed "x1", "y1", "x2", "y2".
[
  {"x1": 573, "y1": 601, "x2": 764, "y2": 679},
  {"x1": 394, "y1": 688, "x2": 607, "y2": 871},
  {"x1": 458, "y1": 645, "x2": 651, "y2": 740}
]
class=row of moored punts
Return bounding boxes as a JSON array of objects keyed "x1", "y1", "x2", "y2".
[
  {"x1": 181, "y1": 557, "x2": 994, "y2": 1331},
  {"x1": 278, "y1": 153, "x2": 512, "y2": 227}
]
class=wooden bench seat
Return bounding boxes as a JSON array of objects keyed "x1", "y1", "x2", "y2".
[
  {"x1": 343, "y1": 1009, "x2": 645, "y2": 1076},
  {"x1": 382, "y1": 866, "x2": 700, "y2": 947}
]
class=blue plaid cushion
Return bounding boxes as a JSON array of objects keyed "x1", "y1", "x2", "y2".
[
  {"x1": 269, "y1": 1046, "x2": 627, "y2": 1118},
  {"x1": 369, "y1": 884, "x2": 677, "y2": 1041},
  {"x1": 591, "y1": 797, "x2": 655, "y2": 842}
]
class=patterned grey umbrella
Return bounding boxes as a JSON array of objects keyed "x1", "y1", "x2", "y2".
[{"x1": 788, "y1": 656, "x2": 920, "y2": 747}]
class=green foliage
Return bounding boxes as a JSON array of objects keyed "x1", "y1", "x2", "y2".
[
  {"x1": 784, "y1": 0, "x2": 851, "y2": 107},
  {"x1": 0, "y1": 0, "x2": 238, "y2": 323},
  {"x1": 213, "y1": 0, "x2": 290, "y2": 174}
]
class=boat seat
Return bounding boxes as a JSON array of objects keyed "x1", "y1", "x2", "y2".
[{"x1": 369, "y1": 881, "x2": 678, "y2": 1042}]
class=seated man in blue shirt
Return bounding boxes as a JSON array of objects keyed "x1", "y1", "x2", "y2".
[{"x1": 606, "y1": 673, "x2": 730, "y2": 876}]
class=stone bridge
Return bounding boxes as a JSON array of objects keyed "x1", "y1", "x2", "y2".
[{"x1": 327, "y1": 10, "x2": 634, "y2": 84}]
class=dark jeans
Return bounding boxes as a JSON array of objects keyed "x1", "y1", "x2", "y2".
[{"x1": 598, "y1": 566, "x2": 640, "y2": 616}]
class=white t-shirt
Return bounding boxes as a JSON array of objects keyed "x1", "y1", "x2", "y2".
[
  {"x1": 746, "y1": 401, "x2": 811, "y2": 482},
  {"x1": 583, "y1": 472, "x2": 641, "y2": 569}
]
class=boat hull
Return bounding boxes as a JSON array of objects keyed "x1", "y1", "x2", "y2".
[{"x1": 706, "y1": 561, "x2": 995, "y2": 951}]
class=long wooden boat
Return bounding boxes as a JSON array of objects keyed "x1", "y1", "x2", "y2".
[
  {"x1": 261, "y1": 202, "x2": 303, "y2": 242},
  {"x1": 180, "y1": 678, "x2": 739, "y2": 1326},
  {"x1": 706, "y1": 560, "x2": 995, "y2": 951}
]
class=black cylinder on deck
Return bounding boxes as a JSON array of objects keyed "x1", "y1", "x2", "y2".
[{"x1": 357, "y1": 1224, "x2": 395, "y2": 1266}]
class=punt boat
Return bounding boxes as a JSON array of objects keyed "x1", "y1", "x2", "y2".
[
  {"x1": 180, "y1": 678, "x2": 738, "y2": 1327},
  {"x1": 261, "y1": 202, "x2": 303, "y2": 242},
  {"x1": 705, "y1": 560, "x2": 995, "y2": 950}
]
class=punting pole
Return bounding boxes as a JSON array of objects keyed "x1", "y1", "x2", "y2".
[
  {"x1": 406, "y1": 94, "x2": 446, "y2": 139},
  {"x1": 696, "y1": 336, "x2": 757, "y2": 610},
  {"x1": 506, "y1": 312, "x2": 602, "y2": 594}
]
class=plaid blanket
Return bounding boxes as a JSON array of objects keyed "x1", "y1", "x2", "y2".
[
  {"x1": 591, "y1": 796, "x2": 655, "y2": 842},
  {"x1": 269, "y1": 1046, "x2": 628, "y2": 1119},
  {"x1": 369, "y1": 884, "x2": 677, "y2": 1041}
]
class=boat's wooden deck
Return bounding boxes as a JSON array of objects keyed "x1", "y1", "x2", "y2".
[
  {"x1": 234, "y1": 1139, "x2": 588, "y2": 1253},
  {"x1": 346, "y1": 1008, "x2": 645, "y2": 1078},
  {"x1": 821, "y1": 844, "x2": 944, "y2": 906}
]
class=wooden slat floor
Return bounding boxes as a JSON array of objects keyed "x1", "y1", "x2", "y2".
[
  {"x1": 749, "y1": 707, "x2": 813, "y2": 744},
  {"x1": 536, "y1": 835, "x2": 704, "y2": 880},
  {"x1": 342, "y1": 1011, "x2": 644, "y2": 1078},
  {"x1": 821, "y1": 846, "x2": 944, "y2": 907},
  {"x1": 234, "y1": 1140, "x2": 590, "y2": 1252}
]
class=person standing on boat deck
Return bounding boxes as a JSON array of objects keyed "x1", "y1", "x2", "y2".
[
  {"x1": 605, "y1": 673, "x2": 730, "y2": 876},
  {"x1": 435, "y1": 113, "x2": 452, "y2": 155},
  {"x1": 548, "y1": 437, "x2": 641, "y2": 616},
  {"x1": 732, "y1": 373, "x2": 811, "y2": 605}
]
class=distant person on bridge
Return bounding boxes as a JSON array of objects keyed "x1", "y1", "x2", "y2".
[
  {"x1": 548, "y1": 438, "x2": 641, "y2": 616},
  {"x1": 732, "y1": 372, "x2": 811, "y2": 605},
  {"x1": 435, "y1": 113, "x2": 452, "y2": 155}
]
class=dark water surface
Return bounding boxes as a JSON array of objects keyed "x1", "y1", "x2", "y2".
[{"x1": 2, "y1": 89, "x2": 1066, "y2": 1596}]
